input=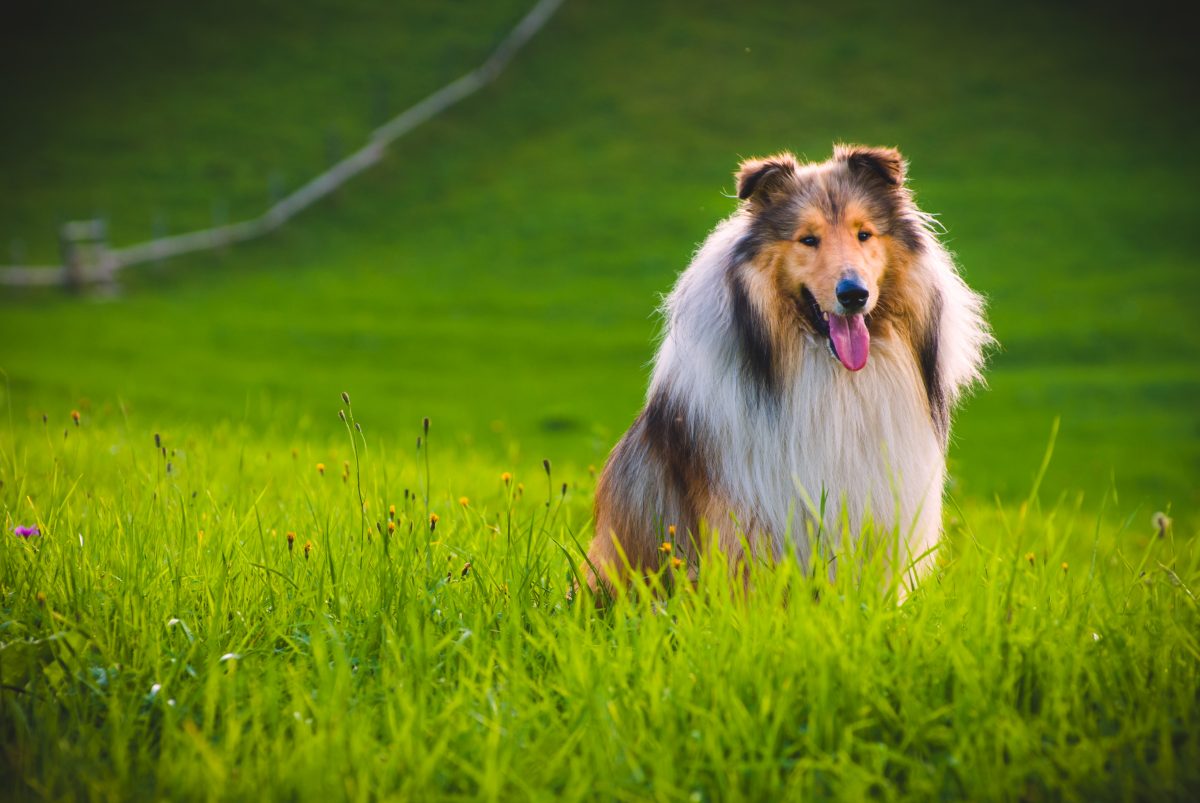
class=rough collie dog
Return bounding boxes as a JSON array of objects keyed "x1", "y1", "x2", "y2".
[{"x1": 585, "y1": 144, "x2": 990, "y2": 596}]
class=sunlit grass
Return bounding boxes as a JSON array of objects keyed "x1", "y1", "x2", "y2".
[{"x1": 2, "y1": 398, "x2": 1197, "y2": 801}]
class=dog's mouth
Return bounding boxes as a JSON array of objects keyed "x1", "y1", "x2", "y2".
[{"x1": 799, "y1": 287, "x2": 871, "y2": 372}]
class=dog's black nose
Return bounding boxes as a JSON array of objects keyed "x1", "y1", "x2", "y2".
[{"x1": 836, "y1": 277, "x2": 869, "y2": 311}]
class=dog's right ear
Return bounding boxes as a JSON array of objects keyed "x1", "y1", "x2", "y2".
[{"x1": 736, "y1": 154, "x2": 798, "y2": 206}]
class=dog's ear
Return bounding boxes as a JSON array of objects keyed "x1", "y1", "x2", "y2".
[
  {"x1": 736, "y1": 154, "x2": 798, "y2": 205},
  {"x1": 836, "y1": 144, "x2": 906, "y2": 187}
]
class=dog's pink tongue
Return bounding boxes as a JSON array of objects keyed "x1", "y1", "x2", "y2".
[{"x1": 829, "y1": 313, "x2": 870, "y2": 371}]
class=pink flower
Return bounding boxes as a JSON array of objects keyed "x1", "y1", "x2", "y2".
[{"x1": 13, "y1": 526, "x2": 40, "y2": 537}]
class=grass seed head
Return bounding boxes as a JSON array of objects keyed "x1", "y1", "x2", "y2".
[
  {"x1": 1153, "y1": 512, "x2": 1172, "y2": 538},
  {"x1": 543, "y1": 458, "x2": 551, "y2": 476},
  {"x1": 423, "y1": 417, "x2": 430, "y2": 435},
  {"x1": 341, "y1": 391, "x2": 350, "y2": 405}
]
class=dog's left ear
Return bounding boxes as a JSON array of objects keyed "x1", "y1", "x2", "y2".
[
  {"x1": 736, "y1": 154, "x2": 798, "y2": 205},
  {"x1": 836, "y1": 145, "x2": 906, "y2": 187}
]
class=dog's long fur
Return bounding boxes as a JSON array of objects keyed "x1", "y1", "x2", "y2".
[{"x1": 586, "y1": 145, "x2": 990, "y2": 594}]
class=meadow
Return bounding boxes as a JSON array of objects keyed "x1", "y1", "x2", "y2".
[{"x1": 2, "y1": 0, "x2": 1198, "y2": 799}]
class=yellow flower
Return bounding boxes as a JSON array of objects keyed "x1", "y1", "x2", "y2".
[
  {"x1": 197, "y1": 529, "x2": 205, "y2": 542},
  {"x1": 287, "y1": 531, "x2": 296, "y2": 550},
  {"x1": 388, "y1": 504, "x2": 396, "y2": 520},
  {"x1": 668, "y1": 525, "x2": 676, "y2": 537},
  {"x1": 1061, "y1": 562, "x2": 1069, "y2": 572},
  {"x1": 70, "y1": 410, "x2": 80, "y2": 425},
  {"x1": 430, "y1": 513, "x2": 440, "y2": 531},
  {"x1": 303, "y1": 540, "x2": 314, "y2": 559},
  {"x1": 660, "y1": 542, "x2": 673, "y2": 554},
  {"x1": 670, "y1": 557, "x2": 684, "y2": 570},
  {"x1": 1025, "y1": 552, "x2": 1035, "y2": 566},
  {"x1": 387, "y1": 521, "x2": 396, "y2": 534},
  {"x1": 501, "y1": 472, "x2": 513, "y2": 485},
  {"x1": 316, "y1": 463, "x2": 325, "y2": 475},
  {"x1": 459, "y1": 496, "x2": 470, "y2": 507}
]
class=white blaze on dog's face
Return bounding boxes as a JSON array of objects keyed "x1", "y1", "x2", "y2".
[{"x1": 735, "y1": 145, "x2": 921, "y2": 372}]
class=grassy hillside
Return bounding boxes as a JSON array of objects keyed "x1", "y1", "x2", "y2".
[
  {"x1": 2, "y1": 1, "x2": 1199, "y2": 799},
  {"x1": 1, "y1": 0, "x2": 1196, "y2": 517}
]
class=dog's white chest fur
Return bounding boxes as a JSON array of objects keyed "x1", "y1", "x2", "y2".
[{"x1": 747, "y1": 337, "x2": 944, "y2": 565}]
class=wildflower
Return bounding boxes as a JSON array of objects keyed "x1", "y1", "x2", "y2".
[
  {"x1": 501, "y1": 472, "x2": 512, "y2": 486},
  {"x1": 71, "y1": 410, "x2": 80, "y2": 426},
  {"x1": 389, "y1": 504, "x2": 396, "y2": 520},
  {"x1": 387, "y1": 521, "x2": 396, "y2": 534},
  {"x1": 459, "y1": 497, "x2": 470, "y2": 507},
  {"x1": 317, "y1": 463, "x2": 326, "y2": 475},
  {"x1": 516, "y1": 483, "x2": 524, "y2": 497},
  {"x1": 461, "y1": 562, "x2": 472, "y2": 578},
  {"x1": 668, "y1": 525, "x2": 676, "y2": 538},
  {"x1": 660, "y1": 542, "x2": 673, "y2": 554},
  {"x1": 287, "y1": 531, "x2": 296, "y2": 551},
  {"x1": 13, "y1": 525, "x2": 40, "y2": 538},
  {"x1": 1153, "y1": 512, "x2": 1172, "y2": 538},
  {"x1": 197, "y1": 530, "x2": 205, "y2": 542},
  {"x1": 304, "y1": 540, "x2": 313, "y2": 559},
  {"x1": 341, "y1": 391, "x2": 351, "y2": 405},
  {"x1": 1061, "y1": 562, "x2": 1069, "y2": 572},
  {"x1": 36, "y1": 592, "x2": 47, "y2": 606},
  {"x1": 1024, "y1": 552, "x2": 1035, "y2": 566},
  {"x1": 670, "y1": 557, "x2": 684, "y2": 570},
  {"x1": 429, "y1": 513, "x2": 439, "y2": 531}
]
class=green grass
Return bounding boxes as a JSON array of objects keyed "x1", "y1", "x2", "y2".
[
  {"x1": 2, "y1": 404, "x2": 1198, "y2": 801},
  {"x1": 1, "y1": 0, "x2": 1199, "y2": 798}
]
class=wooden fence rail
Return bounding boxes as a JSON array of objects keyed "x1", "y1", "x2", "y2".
[{"x1": 0, "y1": 0, "x2": 564, "y2": 290}]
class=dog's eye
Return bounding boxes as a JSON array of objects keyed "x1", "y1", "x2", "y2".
[
  {"x1": 798, "y1": 235, "x2": 819, "y2": 247},
  {"x1": 858, "y1": 230, "x2": 873, "y2": 242}
]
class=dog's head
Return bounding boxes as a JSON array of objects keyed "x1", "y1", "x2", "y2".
[{"x1": 735, "y1": 145, "x2": 924, "y2": 371}]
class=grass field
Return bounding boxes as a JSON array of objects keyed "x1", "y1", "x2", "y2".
[{"x1": 2, "y1": 0, "x2": 1199, "y2": 799}]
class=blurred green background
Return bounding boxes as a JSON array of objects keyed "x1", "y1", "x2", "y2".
[{"x1": 1, "y1": 0, "x2": 1196, "y2": 516}]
